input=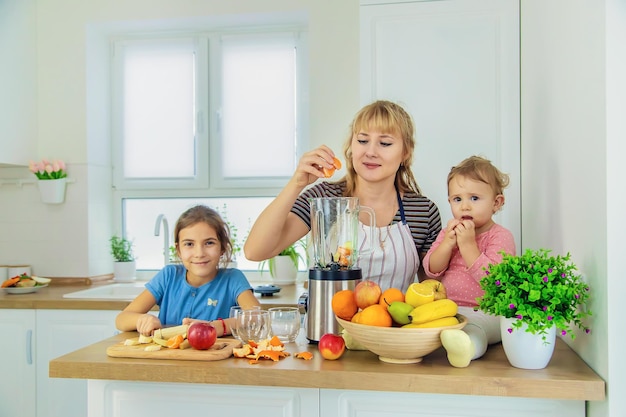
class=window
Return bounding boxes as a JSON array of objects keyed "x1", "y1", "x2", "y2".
[{"x1": 111, "y1": 24, "x2": 308, "y2": 272}]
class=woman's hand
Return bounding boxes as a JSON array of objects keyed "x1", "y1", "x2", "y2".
[
  {"x1": 136, "y1": 314, "x2": 162, "y2": 336},
  {"x1": 293, "y1": 145, "x2": 339, "y2": 187}
]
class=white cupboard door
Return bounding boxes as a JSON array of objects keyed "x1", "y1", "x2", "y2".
[
  {"x1": 36, "y1": 309, "x2": 119, "y2": 417},
  {"x1": 0, "y1": 309, "x2": 36, "y2": 417},
  {"x1": 320, "y1": 389, "x2": 584, "y2": 417},
  {"x1": 88, "y1": 380, "x2": 319, "y2": 417},
  {"x1": 361, "y1": 0, "x2": 521, "y2": 248}
]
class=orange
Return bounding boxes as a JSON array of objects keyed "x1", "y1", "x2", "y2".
[
  {"x1": 166, "y1": 334, "x2": 184, "y2": 349},
  {"x1": 323, "y1": 157, "x2": 342, "y2": 178},
  {"x1": 351, "y1": 311, "x2": 362, "y2": 323},
  {"x1": 331, "y1": 289, "x2": 358, "y2": 320},
  {"x1": 358, "y1": 304, "x2": 392, "y2": 327},
  {"x1": 379, "y1": 287, "x2": 405, "y2": 307}
]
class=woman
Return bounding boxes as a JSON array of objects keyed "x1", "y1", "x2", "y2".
[{"x1": 244, "y1": 100, "x2": 442, "y2": 291}]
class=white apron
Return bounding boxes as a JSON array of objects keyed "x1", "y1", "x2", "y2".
[{"x1": 356, "y1": 192, "x2": 419, "y2": 292}]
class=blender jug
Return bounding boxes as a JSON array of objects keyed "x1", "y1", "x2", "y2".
[{"x1": 306, "y1": 197, "x2": 375, "y2": 343}]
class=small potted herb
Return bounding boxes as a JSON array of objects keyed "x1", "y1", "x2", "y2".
[
  {"x1": 260, "y1": 240, "x2": 305, "y2": 284},
  {"x1": 110, "y1": 235, "x2": 136, "y2": 281}
]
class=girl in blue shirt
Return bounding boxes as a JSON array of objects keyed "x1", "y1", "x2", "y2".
[{"x1": 116, "y1": 205, "x2": 260, "y2": 336}]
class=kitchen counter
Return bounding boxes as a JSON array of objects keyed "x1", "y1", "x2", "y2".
[
  {"x1": 50, "y1": 330, "x2": 604, "y2": 401},
  {"x1": 0, "y1": 279, "x2": 306, "y2": 310}
]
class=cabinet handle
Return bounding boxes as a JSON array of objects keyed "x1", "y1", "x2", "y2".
[{"x1": 26, "y1": 329, "x2": 33, "y2": 365}]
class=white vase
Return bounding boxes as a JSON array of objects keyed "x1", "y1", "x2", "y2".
[
  {"x1": 113, "y1": 261, "x2": 136, "y2": 282},
  {"x1": 270, "y1": 255, "x2": 298, "y2": 285},
  {"x1": 37, "y1": 178, "x2": 67, "y2": 204},
  {"x1": 499, "y1": 316, "x2": 556, "y2": 369}
]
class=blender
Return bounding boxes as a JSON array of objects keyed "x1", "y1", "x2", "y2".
[{"x1": 306, "y1": 197, "x2": 375, "y2": 343}]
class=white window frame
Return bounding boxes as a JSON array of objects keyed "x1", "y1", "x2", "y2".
[{"x1": 111, "y1": 26, "x2": 309, "y2": 194}]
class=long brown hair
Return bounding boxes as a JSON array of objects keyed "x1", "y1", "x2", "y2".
[
  {"x1": 340, "y1": 100, "x2": 422, "y2": 196},
  {"x1": 173, "y1": 205, "x2": 233, "y2": 267}
]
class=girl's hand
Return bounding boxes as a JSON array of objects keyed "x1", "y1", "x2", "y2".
[
  {"x1": 293, "y1": 145, "x2": 339, "y2": 187},
  {"x1": 136, "y1": 314, "x2": 162, "y2": 336}
]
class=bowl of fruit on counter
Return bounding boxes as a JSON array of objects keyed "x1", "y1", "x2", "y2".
[
  {"x1": 332, "y1": 279, "x2": 467, "y2": 364},
  {"x1": 1, "y1": 274, "x2": 51, "y2": 294}
]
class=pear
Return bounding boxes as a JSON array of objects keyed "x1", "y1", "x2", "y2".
[{"x1": 387, "y1": 301, "x2": 414, "y2": 325}]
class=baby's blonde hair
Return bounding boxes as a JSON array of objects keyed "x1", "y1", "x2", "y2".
[{"x1": 447, "y1": 155, "x2": 509, "y2": 196}]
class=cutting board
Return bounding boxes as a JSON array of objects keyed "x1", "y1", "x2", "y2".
[{"x1": 106, "y1": 338, "x2": 242, "y2": 361}]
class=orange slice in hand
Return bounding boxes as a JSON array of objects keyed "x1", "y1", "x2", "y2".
[{"x1": 323, "y1": 157, "x2": 342, "y2": 178}]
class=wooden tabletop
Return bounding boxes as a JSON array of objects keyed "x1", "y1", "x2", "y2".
[
  {"x1": 0, "y1": 279, "x2": 306, "y2": 310},
  {"x1": 49, "y1": 330, "x2": 605, "y2": 401}
]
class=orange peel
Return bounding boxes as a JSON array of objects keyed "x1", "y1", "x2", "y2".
[{"x1": 294, "y1": 351, "x2": 314, "y2": 360}]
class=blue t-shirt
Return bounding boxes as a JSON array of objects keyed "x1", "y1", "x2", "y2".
[{"x1": 145, "y1": 264, "x2": 253, "y2": 325}]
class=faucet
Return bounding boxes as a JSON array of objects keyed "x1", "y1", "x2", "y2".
[{"x1": 154, "y1": 214, "x2": 170, "y2": 267}]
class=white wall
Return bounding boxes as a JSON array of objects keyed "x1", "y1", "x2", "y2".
[{"x1": 521, "y1": 0, "x2": 624, "y2": 415}]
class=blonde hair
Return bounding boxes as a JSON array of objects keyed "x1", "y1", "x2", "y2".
[
  {"x1": 339, "y1": 100, "x2": 422, "y2": 196},
  {"x1": 447, "y1": 155, "x2": 510, "y2": 196}
]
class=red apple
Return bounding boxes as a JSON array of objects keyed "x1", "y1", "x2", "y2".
[
  {"x1": 187, "y1": 322, "x2": 217, "y2": 350},
  {"x1": 318, "y1": 333, "x2": 346, "y2": 360},
  {"x1": 354, "y1": 280, "x2": 382, "y2": 310}
]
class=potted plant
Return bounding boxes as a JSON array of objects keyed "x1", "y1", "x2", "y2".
[
  {"x1": 29, "y1": 158, "x2": 68, "y2": 204},
  {"x1": 260, "y1": 240, "x2": 305, "y2": 285},
  {"x1": 110, "y1": 235, "x2": 136, "y2": 282},
  {"x1": 477, "y1": 248, "x2": 592, "y2": 369}
]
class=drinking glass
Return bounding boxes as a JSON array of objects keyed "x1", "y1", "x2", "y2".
[
  {"x1": 268, "y1": 307, "x2": 301, "y2": 343},
  {"x1": 229, "y1": 305, "x2": 260, "y2": 342},
  {"x1": 235, "y1": 309, "x2": 271, "y2": 344}
]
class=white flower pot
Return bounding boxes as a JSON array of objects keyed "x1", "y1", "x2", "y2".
[
  {"x1": 37, "y1": 178, "x2": 67, "y2": 204},
  {"x1": 113, "y1": 261, "x2": 136, "y2": 282},
  {"x1": 500, "y1": 316, "x2": 556, "y2": 369},
  {"x1": 270, "y1": 255, "x2": 298, "y2": 285}
]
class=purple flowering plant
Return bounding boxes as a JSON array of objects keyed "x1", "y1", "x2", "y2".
[{"x1": 477, "y1": 249, "x2": 592, "y2": 343}]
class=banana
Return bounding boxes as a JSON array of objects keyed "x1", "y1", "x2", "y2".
[
  {"x1": 152, "y1": 336, "x2": 169, "y2": 347},
  {"x1": 153, "y1": 324, "x2": 189, "y2": 340},
  {"x1": 402, "y1": 316, "x2": 459, "y2": 328},
  {"x1": 408, "y1": 299, "x2": 458, "y2": 324}
]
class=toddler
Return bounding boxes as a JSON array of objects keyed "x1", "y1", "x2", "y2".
[{"x1": 422, "y1": 156, "x2": 516, "y2": 367}]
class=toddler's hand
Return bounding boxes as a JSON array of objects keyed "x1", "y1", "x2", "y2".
[{"x1": 454, "y1": 219, "x2": 476, "y2": 246}]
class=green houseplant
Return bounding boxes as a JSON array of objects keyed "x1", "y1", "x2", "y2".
[
  {"x1": 110, "y1": 235, "x2": 135, "y2": 262},
  {"x1": 477, "y1": 248, "x2": 592, "y2": 342},
  {"x1": 110, "y1": 235, "x2": 136, "y2": 282},
  {"x1": 260, "y1": 239, "x2": 305, "y2": 282}
]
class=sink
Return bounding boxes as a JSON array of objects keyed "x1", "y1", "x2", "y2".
[{"x1": 63, "y1": 282, "x2": 147, "y2": 300}]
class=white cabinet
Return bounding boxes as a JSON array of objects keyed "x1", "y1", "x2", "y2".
[
  {"x1": 85, "y1": 380, "x2": 584, "y2": 417},
  {"x1": 36, "y1": 310, "x2": 119, "y2": 417},
  {"x1": 0, "y1": 310, "x2": 36, "y2": 417},
  {"x1": 320, "y1": 389, "x2": 584, "y2": 417},
  {"x1": 88, "y1": 381, "x2": 320, "y2": 417},
  {"x1": 360, "y1": 0, "x2": 521, "y2": 247},
  {"x1": 0, "y1": 309, "x2": 119, "y2": 417},
  {"x1": 0, "y1": 0, "x2": 37, "y2": 165}
]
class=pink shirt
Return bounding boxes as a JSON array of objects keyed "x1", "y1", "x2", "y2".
[{"x1": 422, "y1": 223, "x2": 516, "y2": 307}]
